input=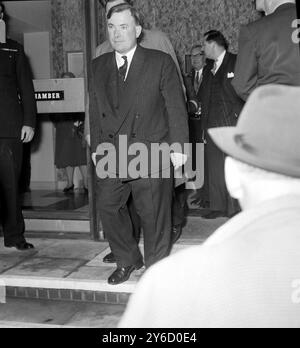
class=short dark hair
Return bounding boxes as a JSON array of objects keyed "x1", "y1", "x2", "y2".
[
  {"x1": 204, "y1": 30, "x2": 229, "y2": 51},
  {"x1": 99, "y1": 0, "x2": 133, "y2": 9},
  {"x1": 107, "y1": 3, "x2": 142, "y2": 26}
]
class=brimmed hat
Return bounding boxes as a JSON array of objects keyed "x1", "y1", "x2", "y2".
[{"x1": 208, "y1": 85, "x2": 300, "y2": 178}]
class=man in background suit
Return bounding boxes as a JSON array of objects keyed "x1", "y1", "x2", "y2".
[
  {"x1": 232, "y1": 0, "x2": 300, "y2": 100},
  {"x1": 89, "y1": 4, "x2": 189, "y2": 285},
  {"x1": 184, "y1": 45, "x2": 209, "y2": 209},
  {"x1": 199, "y1": 30, "x2": 244, "y2": 219},
  {"x1": 0, "y1": 2, "x2": 36, "y2": 250}
]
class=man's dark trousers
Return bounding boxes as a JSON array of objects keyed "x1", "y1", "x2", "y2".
[
  {"x1": 97, "y1": 176, "x2": 173, "y2": 269},
  {"x1": 0, "y1": 138, "x2": 25, "y2": 245}
]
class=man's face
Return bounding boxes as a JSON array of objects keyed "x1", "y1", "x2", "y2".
[
  {"x1": 203, "y1": 38, "x2": 214, "y2": 60},
  {"x1": 106, "y1": 0, "x2": 126, "y2": 15},
  {"x1": 191, "y1": 47, "x2": 205, "y2": 71},
  {"x1": 107, "y1": 9, "x2": 141, "y2": 54}
]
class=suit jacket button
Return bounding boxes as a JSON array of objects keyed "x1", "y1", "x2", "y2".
[
  {"x1": 109, "y1": 134, "x2": 114, "y2": 139},
  {"x1": 102, "y1": 113, "x2": 106, "y2": 118},
  {"x1": 132, "y1": 133, "x2": 137, "y2": 139}
]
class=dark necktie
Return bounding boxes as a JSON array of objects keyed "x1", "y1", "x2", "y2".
[
  {"x1": 119, "y1": 55, "x2": 128, "y2": 82},
  {"x1": 194, "y1": 71, "x2": 202, "y2": 92}
]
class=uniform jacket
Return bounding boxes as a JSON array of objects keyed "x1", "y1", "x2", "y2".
[
  {"x1": 0, "y1": 39, "x2": 36, "y2": 138},
  {"x1": 232, "y1": 3, "x2": 300, "y2": 101}
]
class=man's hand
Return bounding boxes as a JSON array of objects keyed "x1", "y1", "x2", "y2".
[
  {"x1": 21, "y1": 126, "x2": 34, "y2": 143},
  {"x1": 171, "y1": 152, "x2": 188, "y2": 171},
  {"x1": 92, "y1": 152, "x2": 97, "y2": 166}
]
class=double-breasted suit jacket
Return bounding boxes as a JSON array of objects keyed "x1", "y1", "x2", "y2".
[{"x1": 90, "y1": 45, "x2": 189, "y2": 180}]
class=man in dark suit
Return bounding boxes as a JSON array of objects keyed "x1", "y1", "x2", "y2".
[
  {"x1": 232, "y1": 0, "x2": 300, "y2": 100},
  {"x1": 184, "y1": 45, "x2": 209, "y2": 209},
  {"x1": 0, "y1": 2, "x2": 36, "y2": 250},
  {"x1": 91, "y1": 0, "x2": 188, "y2": 265},
  {"x1": 199, "y1": 30, "x2": 244, "y2": 219},
  {"x1": 89, "y1": 3, "x2": 189, "y2": 285}
]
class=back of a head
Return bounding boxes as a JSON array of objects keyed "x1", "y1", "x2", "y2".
[
  {"x1": 208, "y1": 84, "x2": 300, "y2": 209},
  {"x1": 225, "y1": 156, "x2": 300, "y2": 211}
]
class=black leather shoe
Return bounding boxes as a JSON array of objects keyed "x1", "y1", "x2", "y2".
[
  {"x1": 5, "y1": 241, "x2": 35, "y2": 251},
  {"x1": 108, "y1": 263, "x2": 144, "y2": 285},
  {"x1": 103, "y1": 252, "x2": 116, "y2": 264},
  {"x1": 172, "y1": 224, "x2": 182, "y2": 244},
  {"x1": 202, "y1": 211, "x2": 226, "y2": 220}
]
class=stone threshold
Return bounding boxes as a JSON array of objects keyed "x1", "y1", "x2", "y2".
[{"x1": 1, "y1": 275, "x2": 135, "y2": 305}]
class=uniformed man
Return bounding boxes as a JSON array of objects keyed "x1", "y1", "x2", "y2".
[{"x1": 0, "y1": 2, "x2": 36, "y2": 250}]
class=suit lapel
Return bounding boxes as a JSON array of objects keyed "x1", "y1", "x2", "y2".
[
  {"x1": 105, "y1": 55, "x2": 119, "y2": 115},
  {"x1": 94, "y1": 53, "x2": 119, "y2": 116},
  {"x1": 114, "y1": 45, "x2": 147, "y2": 133}
]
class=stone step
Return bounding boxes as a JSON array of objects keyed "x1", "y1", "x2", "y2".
[
  {"x1": 1, "y1": 214, "x2": 227, "y2": 306},
  {"x1": 0, "y1": 238, "x2": 206, "y2": 306}
]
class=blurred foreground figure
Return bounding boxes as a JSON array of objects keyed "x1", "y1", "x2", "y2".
[{"x1": 120, "y1": 85, "x2": 300, "y2": 328}]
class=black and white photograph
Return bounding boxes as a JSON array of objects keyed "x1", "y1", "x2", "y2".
[{"x1": 0, "y1": 0, "x2": 300, "y2": 331}]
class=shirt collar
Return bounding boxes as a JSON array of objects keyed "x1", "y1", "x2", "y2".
[
  {"x1": 115, "y1": 45, "x2": 137, "y2": 69},
  {"x1": 215, "y1": 50, "x2": 226, "y2": 67}
]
